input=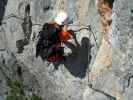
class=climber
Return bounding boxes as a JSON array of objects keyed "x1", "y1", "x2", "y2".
[{"x1": 36, "y1": 11, "x2": 72, "y2": 62}]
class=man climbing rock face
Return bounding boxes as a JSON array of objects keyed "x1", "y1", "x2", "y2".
[{"x1": 36, "y1": 11, "x2": 72, "y2": 63}]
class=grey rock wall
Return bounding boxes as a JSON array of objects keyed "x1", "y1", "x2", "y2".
[
  {"x1": 0, "y1": 0, "x2": 100, "y2": 99},
  {"x1": 0, "y1": 0, "x2": 133, "y2": 100},
  {"x1": 89, "y1": 0, "x2": 133, "y2": 100}
]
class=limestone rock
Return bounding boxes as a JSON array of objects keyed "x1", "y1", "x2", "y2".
[{"x1": 0, "y1": 0, "x2": 133, "y2": 100}]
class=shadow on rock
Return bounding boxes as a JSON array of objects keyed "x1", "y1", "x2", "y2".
[
  {"x1": 16, "y1": 38, "x2": 29, "y2": 53},
  {"x1": 16, "y1": 4, "x2": 32, "y2": 54},
  {"x1": 0, "y1": 0, "x2": 8, "y2": 25},
  {"x1": 64, "y1": 36, "x2": 92, "y2": 79}
]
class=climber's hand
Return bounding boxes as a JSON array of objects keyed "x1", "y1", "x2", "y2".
[{"x1": 68, "y1": 30, "x2": 76, "y2": 38}]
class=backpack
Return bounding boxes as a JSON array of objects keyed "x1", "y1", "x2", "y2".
[{"x1": 36, "y1": 23, "x2": 61, "y2": 60}]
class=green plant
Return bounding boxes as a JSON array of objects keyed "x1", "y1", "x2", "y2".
[
  {"x1": 6, "y1": 80, "x2": 42, "y2": 100},
  {"x1": 30, "y1": 95, "x2": 42, "y2": 100}
]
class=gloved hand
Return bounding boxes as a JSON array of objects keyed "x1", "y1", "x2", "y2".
[{"x1": 68, "y1": 30, "x2": 76, "y2": 38}]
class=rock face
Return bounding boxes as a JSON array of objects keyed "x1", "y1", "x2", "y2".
[{"x1": 0, "y1": 0, "x2": 133, "y2": 100}]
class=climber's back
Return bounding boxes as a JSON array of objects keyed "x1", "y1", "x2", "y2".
[
  {"x1": 36, "y1": 11, "x2": 72, "y2": 62},
  {"x1": 36, "y1": 22, "x2": 61, "y2": 59}
]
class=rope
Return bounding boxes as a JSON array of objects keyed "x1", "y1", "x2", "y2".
[
  {"x1": 64, "y1": 0, "x2": 67, "y2": 12},
  {"x1": 72, "y1": 25, "x2": 99, "y2": 49},
  {"x1": 3, "y1": 13, "x2": 23, "y2": 21}
]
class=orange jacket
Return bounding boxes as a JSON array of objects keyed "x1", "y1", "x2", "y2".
[{"x1": 58, "y1": 31, "x2": 71, "y2": 42}]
